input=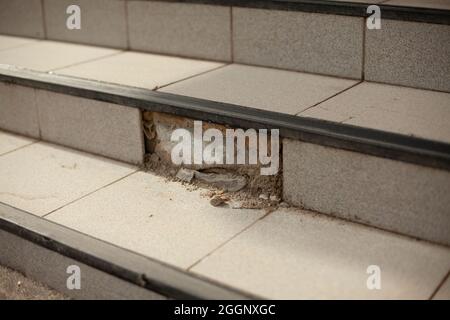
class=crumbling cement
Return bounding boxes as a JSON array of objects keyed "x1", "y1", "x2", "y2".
[{"x1": 142, "y1": 111, "x2": 283, "y2": 210}]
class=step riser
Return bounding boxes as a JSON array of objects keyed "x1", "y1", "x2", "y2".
[
  {"x1": 1, "y1": 0, "x2": 449, "y2": 92},
  {"x1": 0, "y1": 82, "x2": 144, "y2": 164},
  {"x1": 0, "y1": 230, "x2": 166, "y2": 300},
  {"x1": 2, "y1": 81, "x2": 449, "y2": 245},
  {"x1": 283, "y1": 139, "x2": 450, "y2": 246}
]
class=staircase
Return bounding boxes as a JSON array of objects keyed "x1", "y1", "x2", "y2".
[{"x1": 0, "y1": 0, "x2": 449, "y2": 300}]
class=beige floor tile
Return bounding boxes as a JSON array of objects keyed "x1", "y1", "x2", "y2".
[
  {"x1": 0, "y1": 142, "x2": 136, "y2": 216},
  {"x1": 0, "y1": 40, "x2": 119, "y2": 72},
  {"x1": 192, "y1": 208, "x2": 450, "y2": 299},
  {"x1": 161, "y1": 64, "x2": 358, "y2": 114},
  {"x1": 300, "y1": 82, "x2": 450, "y2": 143},
  {"x1": 433, "y1": 276, "x2": 450, "y2": 300},
  {"x1": 0, "y1": 131, "x2": 35, "y2": 156},
  {"x1": 0, "y1": 35, "x2": 39, "y2": 52},
  {"x1": 57, "y1": 51, "x2": 224, "y2": 89},
  {"x1": 47, "y1": 171, "x2": 264, "y2": 269}
]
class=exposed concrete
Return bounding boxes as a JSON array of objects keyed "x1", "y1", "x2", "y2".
[{"x1": 142, "y1": 111, "x2": 282, "y2": 208}]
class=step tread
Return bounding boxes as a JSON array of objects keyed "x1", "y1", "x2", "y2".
[
  {"x1": 0, "y1": 40, "x2": 119, "y2": 72},
  {"x1": 0, "y1": 131, "x2": 35, "y2": 156},
  {"x1": 1, "y1": 37, "x2": 449, "y2": 147},
  {"x1": 0, "y1": 132, "x2": 449, "y2": 299},
  {"x1": 0, "y1": 34, "x2": 39, "y2": 52}
]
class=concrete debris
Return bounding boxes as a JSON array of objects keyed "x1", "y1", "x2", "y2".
[
  {"x1": 176, "y1": 168, "x2": 195, "y2": 183},
  {"x1": 270, "y1": 195, "x2": 280, "y2": 202},
  {"x1": 176, "y1": 168, "x2": 247, "y2": 192},
  {"x1": 259, "y1": 194, "x2": 269, "y2": 200},
  {"x1": 210, "y1": 195, "x2": 229, "y2": 207},
  {"x1": 194, "y1": 171, "x2": 247, "y2": 192}
]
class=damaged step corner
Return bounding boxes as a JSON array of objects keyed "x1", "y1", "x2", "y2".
[{"x1": 141, "y1": 110, "x2": 285, "y2": 210}]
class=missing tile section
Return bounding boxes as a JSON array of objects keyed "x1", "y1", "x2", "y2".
[{"x1": 142, "y1": 111, "x2": 283, "y2": 211}]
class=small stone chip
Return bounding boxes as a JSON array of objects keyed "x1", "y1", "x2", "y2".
[{"x1": 210, "y1": 195, "x2": 229, "y2": 207}]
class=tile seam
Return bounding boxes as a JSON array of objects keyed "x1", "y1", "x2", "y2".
[{"x1": 42, "y1": 169, "x2": 140, "y2": 219}]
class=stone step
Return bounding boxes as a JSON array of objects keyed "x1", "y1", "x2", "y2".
[
  {"x1": 0, "y1": 0, "x2": 449, "y2": 91},
  {"x1": 0, "y1": 135, "x2": 449, "y2": 299},
  {"x1": 0, "y1": 37, "x2": 449, "y2": 246}
]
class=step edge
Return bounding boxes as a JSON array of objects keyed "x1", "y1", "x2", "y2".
[
  {"x1": 0, "y1": 201, "x2": 257, "y2": 300},
  {"x1": 1, "y1": 65, "x2": 450, "y2": 171},
  {"x1": 146, "y1": 0, "x2": 450, "y2": 25}
]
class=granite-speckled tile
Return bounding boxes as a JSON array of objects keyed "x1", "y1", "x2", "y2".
[
  {"x1": 44, "y1": 0, "x2": 128, "y2": 48},
  {"x1": 0, "y1": 83, "x2": 40, "y2": 138},
  {"x1": 0, "y1": 0, "x2": 45, "y2": 38},
  {"x1": 36, "y1": 89, "x2": 145, "y2": 164},
  {"x1": 128, "y1": 1, "x2": 231, "y2": 61},
  {"x1": 233, "y1": 7, "x2": 364, "y2": 79},
  {"x1": 283, "y1": 139, "x2": 450, "y2": 246},
  {"x1": 365, "y1": 19, "x2": 450, "y2": 92}
]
